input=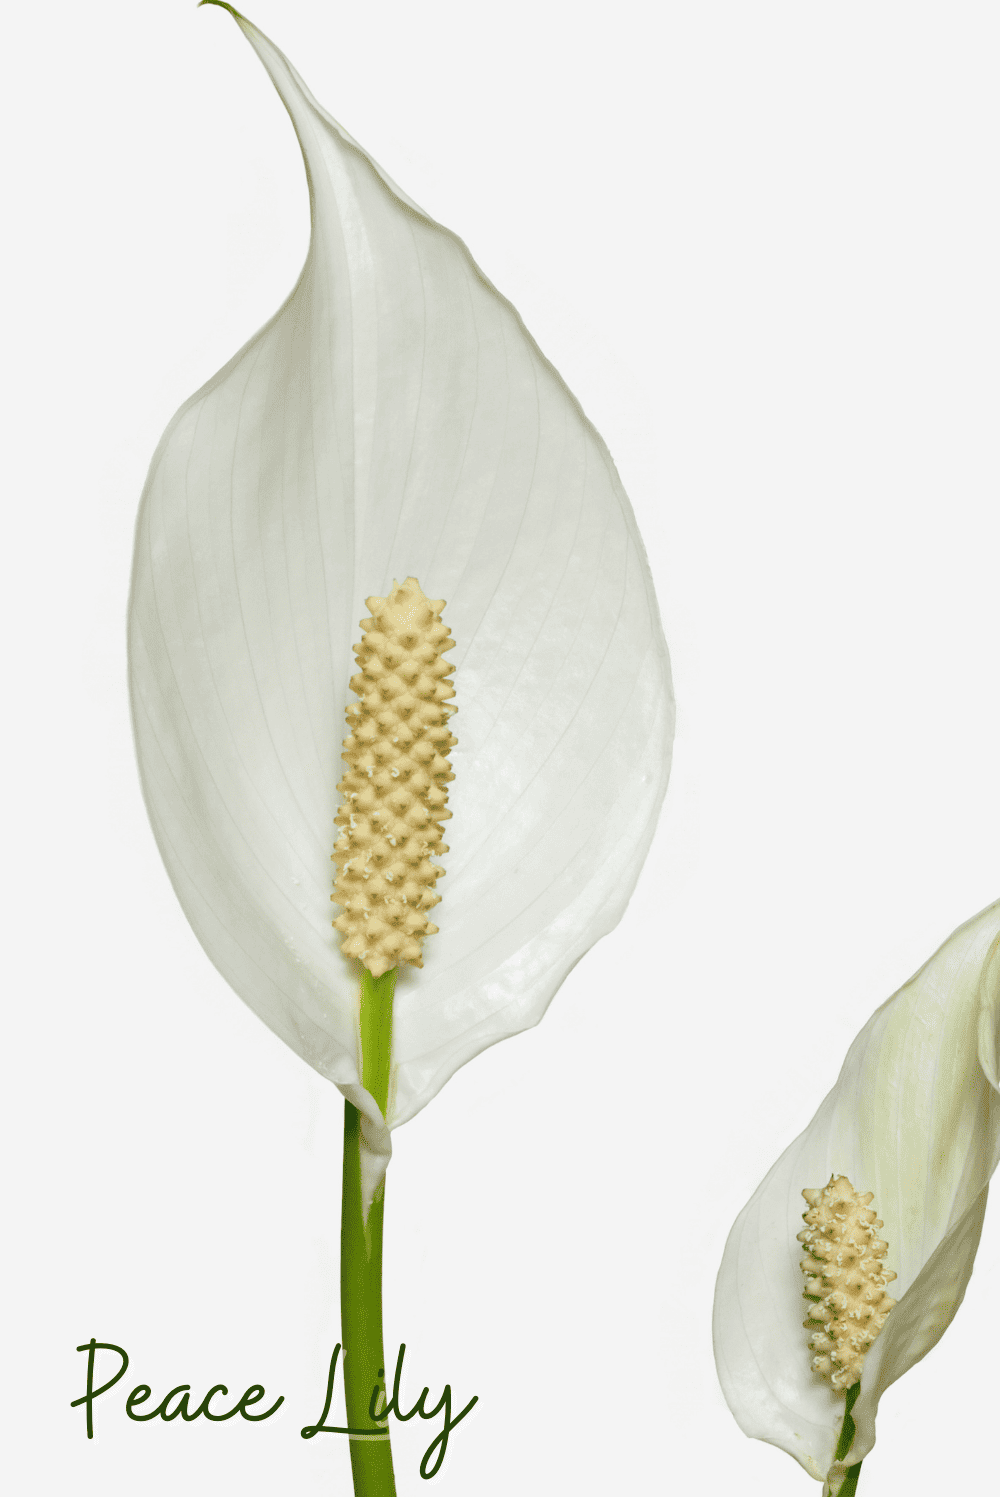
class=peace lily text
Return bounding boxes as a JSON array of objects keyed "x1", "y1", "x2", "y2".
[{"x1": 72, "y1": 1338, "x2": 477, "y2": 1479}]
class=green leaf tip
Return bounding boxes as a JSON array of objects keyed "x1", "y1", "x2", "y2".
[{"x1": 198, "y1": 0, "x2": 246, "y2": 20}]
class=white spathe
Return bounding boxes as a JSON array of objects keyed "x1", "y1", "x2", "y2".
[
  {"x1": 713, "y1": 900, "x2": 1000, "y2": 1490},
  {"x1": 128, "y1": 7, "x2": 673, "y2": 1198}
]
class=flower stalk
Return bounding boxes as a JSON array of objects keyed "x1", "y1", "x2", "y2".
[
  {"x1": 341, "y1": 964, "x2": 397, "y2": 1497},
  {"x1": 830, "y1": 1384, "x2": 862, "y2": 1497}
]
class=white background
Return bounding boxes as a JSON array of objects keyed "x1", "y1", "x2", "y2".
[{"x1": 3, "y1": 1, "x2": 1000, "y2": 1495}]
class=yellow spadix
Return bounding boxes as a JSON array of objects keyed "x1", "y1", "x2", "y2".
[
  {"x1": 332, "y1": 579, "x2": 456, "y2": 977},
  {"x1": 798, "y1": 1174, "x2": 896, "y2": 1391}
]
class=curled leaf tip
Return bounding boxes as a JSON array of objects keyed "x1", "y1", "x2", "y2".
[
  {"x1": 198, "y1": 1, "x2": 246, "y2": 20},
  {"x1": 332, "y1": 580, "x2": 456, "y2": 979}
]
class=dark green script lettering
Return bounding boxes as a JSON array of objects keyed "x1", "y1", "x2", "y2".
[
  {"x1": 302, "y1": 1342, "x2": 478, "y2": 1479},
  {"x1": 71, "y1": 1341, "x2": 284, "y2": 1436},
  {"x1": 70, "y1": 1341, "x2": 129, "y2": 1439},
  {"x1": 71, "y1": 1336, "x2": 474, "y2": 1476}
]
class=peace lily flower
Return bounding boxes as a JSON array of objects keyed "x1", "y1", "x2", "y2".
[
  {"x1": 130, "y1": 6, "x2": 671, "y2": 1161},
  {"x1": 714, "y1": 899, "x2": 1000, "y2": 1495},
  {"x1": 128, "y1": 13, "x2": 671, "y2": 1487}
]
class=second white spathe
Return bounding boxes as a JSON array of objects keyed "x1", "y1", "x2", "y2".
[{"x1": 714, "y1": 899, "x2": 1000, "y2": 1489}]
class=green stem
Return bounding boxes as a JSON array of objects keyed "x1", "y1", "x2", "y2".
[
  {"x1": 341, "y1": 966, "x2": 397, "y2": 1497},
  {"x1": 836, "y1": 1462, "x2": 862, "y2": 1498},
  {"x1": 833, "y1": 1383, "x2": 862, "y2": 1496}
]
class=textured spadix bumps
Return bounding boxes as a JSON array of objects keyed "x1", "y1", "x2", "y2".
[
  {"x1": 333, "y1": 579, "x2": 456, "y2": 977},
  {"x1": 799, "y1": 1175, "x2": 896, "y2": 1391}
]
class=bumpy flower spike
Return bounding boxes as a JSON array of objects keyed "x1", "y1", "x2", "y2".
[
  {"x1": 332, "y1": 578, "x2": 456, "y2": 978},
  {"x1": 798, "y1": 1174, "x2": 897, "y2": 1391}
]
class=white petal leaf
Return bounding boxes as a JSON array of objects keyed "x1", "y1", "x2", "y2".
[
  {"x1": 713, "y1": 900, "x2": 1000, "y2": 1482},
  {"x1": 128, "y1": 10, "x2": 673, "y2": 1150}
]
